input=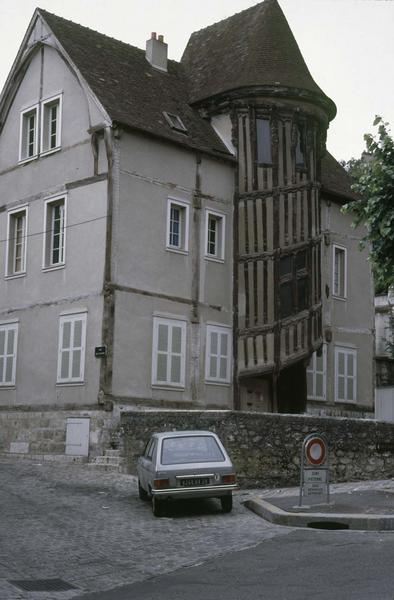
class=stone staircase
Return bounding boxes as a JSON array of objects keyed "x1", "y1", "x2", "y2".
[{"x1": 88, "y1": 448, "x2": 126, "y2": 472}]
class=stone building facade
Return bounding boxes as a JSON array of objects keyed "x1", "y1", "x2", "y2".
[{"x1": 0, "y1": 0, "x2": 374, "y2": 457}]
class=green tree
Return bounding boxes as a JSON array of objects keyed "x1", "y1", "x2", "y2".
[{"x1": 342, "y1": 116, "x2": 394, "y2": 294}]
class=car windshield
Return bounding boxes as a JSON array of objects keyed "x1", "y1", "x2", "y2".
[{"x1": 161, "y1": 435, "x2": 226, "y2": 465}]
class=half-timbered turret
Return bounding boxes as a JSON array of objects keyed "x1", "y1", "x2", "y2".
[{"x1": 183, "y1": 0, "x2": 337, "y2": 412}]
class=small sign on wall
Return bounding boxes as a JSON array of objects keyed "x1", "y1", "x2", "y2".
[
  {"x1": 95, "y1": 345, "x2": 107, "y2": 358},
  {"x1": 299, "y1": 433, "x2": 330, "y2": 507}
]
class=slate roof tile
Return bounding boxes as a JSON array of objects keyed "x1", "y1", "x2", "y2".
[
  {"x1": 321, "y1": 152, "x2": 360, "y2": 203},
  {"x1": 181, "y1": 0, "x2": 336, "y2": 119},
  {"x1": 37, "y1": 6, "x2": 349, "y2": 201},
  {"x1": 38, "y1": 9, "x2": 231, "y2": 159}
]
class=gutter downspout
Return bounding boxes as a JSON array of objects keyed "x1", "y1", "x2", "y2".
[{"x1": 98, "y1": 125, "x2": 117, "y2": 410}]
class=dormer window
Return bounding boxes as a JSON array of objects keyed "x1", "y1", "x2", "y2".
[
  {"x1": 41, "y1": 95, "x2": 62, "y2": 154},
  {"x1": 19, "y1": 105, "x2": 39, "y2": 162},
  {"x1": 163, "y1": 111, "x2": 187, "y2": 134}
]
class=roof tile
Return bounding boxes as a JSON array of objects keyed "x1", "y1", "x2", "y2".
[
  {"x1": 181, "y1": 0, "x2": 336, "y2": 118},
  {"x1": 39, "y1": 9, "x2": 231, "y2": 158}
]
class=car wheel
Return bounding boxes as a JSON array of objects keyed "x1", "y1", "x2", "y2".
[
  {"x1": 221, "y1": 494, "x2": 233, "y2": 513},
  {"x1": 138, "y1": 479, "x2": 149, "y2": 501},
  {"x1": 152, "y1": 495, "x2": 165, "y2": 517}
]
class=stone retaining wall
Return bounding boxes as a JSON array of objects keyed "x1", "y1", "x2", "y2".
[
  {"x1": 120, "y1": 411, "x2": 394, "y2": 488},
  {"x1": 0, "y1": 408, "x2": 116, "y2": 458}
]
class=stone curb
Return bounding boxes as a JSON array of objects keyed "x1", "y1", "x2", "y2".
[{"x1": 245, "y1": 497, "x2": 394, "y2": 531}]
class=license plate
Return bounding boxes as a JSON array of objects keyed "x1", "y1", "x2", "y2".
[{"x1": 179, "y1": 477, "x2": 210, "y2": 487}]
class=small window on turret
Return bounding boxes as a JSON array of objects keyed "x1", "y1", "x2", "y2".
[
  {"x1": 279, "y1": 250, "x2": 309, "y2": 319},
  {"x1": 256, "y1": 119, "x2": 272, "y2": 164},
  {"x1": 295, "y1": 125, "x2": 306, "y2": 167}
]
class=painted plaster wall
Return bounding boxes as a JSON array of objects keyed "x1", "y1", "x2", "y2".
[
  {"x1": 111, "y1": 131, "x2": 234, "y2": 407},
  {"x1": 0, "y1": 43, "x2": 108, "y2": 408},
  {"x1": 112, "y1": 291, "x2": 233, "y2": 408},
  {"x1": 318, "y1": 199, "x2": 375, "y2": 412}
]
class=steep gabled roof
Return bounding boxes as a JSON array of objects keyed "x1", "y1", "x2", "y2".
[
  {"x1": 37, "y1": 9, "x2": 231, "y2": 159},
  {"x1": 182, "y1": 0, "x2": 336, "y2": 119},
  {"x1": 321, "y1": 152, "x2": 359, "y2": 203}
]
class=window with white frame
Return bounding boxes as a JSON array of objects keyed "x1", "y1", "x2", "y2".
[
  {"x1": 57, "y1": 313, "x2": 87, "y2": 384},
  {"x1": 19, "y1": 95, "x2": 62, "y2": 162},
  {"x1": 19, "y1": 105, "x2": 39, "y2": 162},
  {"x1": 152, "y1": 317, "x2": 186, "y2": 388},
  {"x1": 43, "y1": 196, "x2": 66, "y2": 268},
  {"x1": 205, "y1": 325, "x2": 232, "y2": 384},
  {"x1": 307, "y1": 345, "x2": 327, "y2": 401},
  {"x1": 41, "y1": 95, "x2": 62, "y2": 154},
  {"x1": 333, "y1": 245, "x2": 347, "y2": 299},
  {"x1": 6, "y1": 207, "x2": 28, "y2": 276},
  {"x1": 335, "y1": 346, "x2": 357, "y2": 403},
  {"x1": 205, "y1": 210, "x2": 225, "y2": 260},
  {"x1": 166, "y1": 199, "x2": 189, "y2": 252},
  {"x1": 0, "y1": 322, "x2": 18, "y2": 386}
]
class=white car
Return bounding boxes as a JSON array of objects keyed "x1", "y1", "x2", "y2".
[{"x1": 137, "y1": 430, "x2": 238, "y2": 517}]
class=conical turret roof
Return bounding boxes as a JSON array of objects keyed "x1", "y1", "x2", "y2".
[{"x1": 182, "y1": 0, "x2": 336, "y2": 119}]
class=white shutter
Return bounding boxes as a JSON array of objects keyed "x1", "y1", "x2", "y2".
[
  {"x1": 335, "y1": 347, "x2": 357, "y2": 403},
  {"x1": 205, "y1": 325, "x2": 231, "y2": 383},
  {"x1": 0, "y1": 323, "x2": 18, "y2": 386},
  {"x1": 57, "y1": 314, "x2": 87, "y2": 383},
  {"x1": 169, "y1": 324, "x2": 182, "y2": 384},
  {"x1": 152, "y1": 318, "x2": 186, "y2": 388},
  {"x1": 156, "y1": 322, "x2": 169, "y2": 383}
]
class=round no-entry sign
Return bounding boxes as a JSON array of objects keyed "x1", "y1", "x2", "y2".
[{"x1": 304, "y1": 436, "x2": 326, "y2": 466}]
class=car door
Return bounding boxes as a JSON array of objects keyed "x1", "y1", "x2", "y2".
[{"x1": 138, "y1": 438, "x2": 157, "y2": 492}]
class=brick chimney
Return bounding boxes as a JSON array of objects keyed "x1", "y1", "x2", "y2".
[{"x1": 145, "y1": 32, "x2": 168, "y2": 72}]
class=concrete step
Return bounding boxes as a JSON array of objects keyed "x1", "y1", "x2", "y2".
[
  {"x1": 87, "y1": 461, "x2": 126, "y2": 473},
  {"x1": 89, "y1": 456, "x2": 124, "y2": 467},
  {"x1": 88, "y1": 450, "x2": 126, "y2": 472},
  {"x1": 104, "y1": 449, "x2": 122, "y2": 458},
  {"x1": 1, "y1": 452, "x2": 88, "y2": 464}
]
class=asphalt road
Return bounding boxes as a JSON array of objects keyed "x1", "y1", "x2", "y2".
[{"x1": 73, "y1": 528, "x2": 394, "y2": 600}]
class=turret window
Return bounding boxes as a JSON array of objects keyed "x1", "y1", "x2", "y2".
[
  {"x1": 295, "y1": 124, "x2": 306, "y2": 167},
  {"x1": 256, "y1": 118, "x2": 272, "y2": 164},
  {"x1": 279, "y1": 250, "x2": 308, "y2": 319}
]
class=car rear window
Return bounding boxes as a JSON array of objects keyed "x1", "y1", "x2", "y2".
[{"x1": 161, "y1": 435, "x2": 226, "y2": 465}]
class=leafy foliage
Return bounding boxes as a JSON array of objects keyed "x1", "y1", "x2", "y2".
[{"x1": 342, "y1": 117, "x2": 394, "y2": 294}]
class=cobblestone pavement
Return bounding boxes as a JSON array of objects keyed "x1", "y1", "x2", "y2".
[{"x1": 0, "y1": 457, "x2": 290, "y2": 600}]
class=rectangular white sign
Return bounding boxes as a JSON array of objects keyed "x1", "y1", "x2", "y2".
[
  {"x1": 304, "y1": 469, "x2": 327, "y2": 484},
  {"x1": 304, "y1": 482, "x2": 327, "y2": 497}
]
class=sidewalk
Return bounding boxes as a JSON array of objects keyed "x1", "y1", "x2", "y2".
[{"x1": 244, "y1": 478, "x2": 394, "y2": 530}]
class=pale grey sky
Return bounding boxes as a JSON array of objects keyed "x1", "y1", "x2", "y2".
[{"x1": 1, "y1": 0, "x2": 393, "y2": 161}]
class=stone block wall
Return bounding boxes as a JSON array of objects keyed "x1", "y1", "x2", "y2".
[
  {"x1": 120, "y1": 410, "x2": 394, "y2": 488},
  {"x1": 0, "y1": 408, "x2": 117, "y2": 458}
]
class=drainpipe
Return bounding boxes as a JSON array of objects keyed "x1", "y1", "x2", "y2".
[
  {"x1": 98, "y1": 125, "x2": 117, "y2": 410},
  {"x1": 190, "y1": 154, "x2": 202, "y2": 405}
]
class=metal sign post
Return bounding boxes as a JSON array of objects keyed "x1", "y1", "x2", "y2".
[{"x1": 299, "y1": 433, "x2": 330, "y2": 507}]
